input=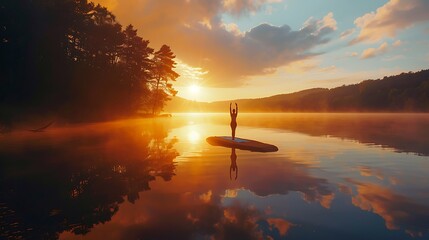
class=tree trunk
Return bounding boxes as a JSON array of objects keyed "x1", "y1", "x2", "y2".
[{"x1": 152, "y1": 77, "x2": 161, "y2": 115}]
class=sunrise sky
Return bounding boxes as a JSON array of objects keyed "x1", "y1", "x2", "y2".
[{"x1": 95, "y1": 0, "x2": 429, "y2": 102}]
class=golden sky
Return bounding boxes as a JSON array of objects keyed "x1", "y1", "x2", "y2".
[{"x1": 94, "y1": 0, "x2": 429, "y2": 101}]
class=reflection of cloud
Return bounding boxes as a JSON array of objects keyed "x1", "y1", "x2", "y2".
[
  {"x1": 85, "y1": 193, "x2": 267, "y2": 240},
  {"x1": 302, "y1": 192, "x2": 335, "y2": 209},
  {"x1": 319, "y1": 193, "x2": 335, "y2": 209},
  {"x1": 358, "y1": 166, "x2": 384, "y2": 180},
  {"x1": 199, "y1": 190, "x2": 213, "y2": 203},
  {"x1": 94, "y1": 0, "x2": 337, "y2": 86},
  {"x1": 351, "y1": 0, "x2": 429, "y2": 44},
  {"x1": 351, "y1": 181, "x2": 429, "y2": 237},
  {"x1": 239, "y1": 157, "x2": 333, "y2": 207},
  {"x1": 357, "y1": 166, "x2": 401, "y2": 186},
  {"x1": 223, "y1": 189, "x2": 239, "y2": 198},
  {"x1": 267, "y1": 218, "x2": 294, "y2": 236},
  {"x1": 338, "y1": 183, "x2": 352, "y2": 195}
]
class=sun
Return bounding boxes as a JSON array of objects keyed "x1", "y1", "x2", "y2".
[
  {"x1": 188, "y1": 130, "x2": 201, "y2": 144},
  {"x1": 189, "y1": 84, "x2": 200, "y2": 95}
]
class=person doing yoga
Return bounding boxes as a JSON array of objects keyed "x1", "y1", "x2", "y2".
[{"x1": 230, "y1": 103, "x2": 238, "y2": 140}]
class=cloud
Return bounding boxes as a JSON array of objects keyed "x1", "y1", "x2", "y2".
[
  {"x1": 265, "y1": 5, "x2": 274, "y2": 15},
  {"x1": 221, "y1": 22, "x2": 244, "y2": 36},
  {"x1": 347, "y1": 52, "x2": 359, "y2": 57},
  {"x1": 175, "y1": 60, "x2": 208, "y2": 86},
  {"x1": 361, "y1": 42, "x2": 389, "y2": 59},
  {"x1": 351, "y1": 0, "x2": 429, "y2": 44},
  {"x1": 360, "y1": 40, "x2": 403, "y2": 59},
  {"x1": 223, "y1": 0, "x2": 282, "y2": 16},
  {"x1": 392, "y1": 40, "x2": 402, "y2": 47},
  {"x1": 340, "y1": 28, "x2": 355, "y2": 39},
  {"x1": 93, "y1": 0, "x2": 336, "y2": 87},
  {"x1": 320, "y1": 65, "x2": 336, "y2": 72}
]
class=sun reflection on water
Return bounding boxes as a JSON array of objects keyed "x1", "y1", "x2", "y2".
[{"x1": 188, "y1": 130, "x2": 201, "y2": 144}]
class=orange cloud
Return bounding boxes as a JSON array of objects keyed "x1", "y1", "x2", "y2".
[
  {"x1": 361, "y1": 42, "x2": 389, "y2": 59},
  {"x1": 352, "y1": 0, "x2": 429, "y2": 44},
  {"x1": 93, "y1": 0, "x2": 337, "y2": 86}
]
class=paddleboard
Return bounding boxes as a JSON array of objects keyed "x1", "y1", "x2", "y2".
[{"x1": 206, "y1": 136, "x2": 278, "y2": 152}]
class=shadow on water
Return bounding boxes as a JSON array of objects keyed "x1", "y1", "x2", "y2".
[
  {"x1": 230, "y1": 148, "x2": 238, "y2": 180},
  {"x1": 0, "y1": 121, "x2": 178, "y2": 239}
]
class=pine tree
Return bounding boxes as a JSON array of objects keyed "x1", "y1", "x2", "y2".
[{"x1": 150, "y1": 45, "x2": 179, "y2": 115}]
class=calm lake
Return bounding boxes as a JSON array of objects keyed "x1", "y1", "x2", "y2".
[{"x1": 1, "y1": 113, "x2": 429, "y2": 240}]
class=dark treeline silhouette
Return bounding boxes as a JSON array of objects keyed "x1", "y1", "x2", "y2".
[
  {"x1": 0, "y1": 0, "x2": 178, "y2": 126},
  {"x1": 0, "y1": 122, "x2": 178, "y2": 239},
  {"x1": 167, "y1": 69, "x2": 429, "y2": 112}
]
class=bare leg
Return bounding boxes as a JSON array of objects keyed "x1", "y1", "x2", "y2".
[{"x1": 232, "y1": 126, "x2": 236, "y2": 140}]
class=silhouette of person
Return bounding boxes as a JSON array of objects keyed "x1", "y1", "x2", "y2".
[
  {"x1": 230, "y1": 147, "x2": 238, "y2": 180},
  {"x1": 230, "y1": 102, "x2": 238, "y2": 140}
]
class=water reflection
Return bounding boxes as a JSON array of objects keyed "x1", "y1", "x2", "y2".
[
  {"x1": 1, "y1": 114, "x2": 429, "y2": 239},
  {"x1": 81, "y1": 194, "x2": 272, "y2": 239},
  {"x1": 349, "y1": 180, "x2": 429, "y2": 237},
  {"x1": 0, "y1": 120, "x2": 178, "y2": 239},
  {"x1": 230, "y1": 148, "x2": 238, "y2": 180},
  {"x1": 234, "y1": 113, "x2": 429, "y2": 156}
]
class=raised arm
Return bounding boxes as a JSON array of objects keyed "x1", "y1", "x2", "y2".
[
  {"x1": 235, "y1": 103, "x2": 238, "y2": 114},
  {"x1": 230, "y1": 102, "x2": 232, "y2": 115}
]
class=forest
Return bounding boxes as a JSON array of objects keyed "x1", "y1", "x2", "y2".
[
  {"x1": 0, "y1": 0, "x2": 179, "y2": 126},
  {"x1": 167, "y1": 69, "x2": 429, "y2": 112}
]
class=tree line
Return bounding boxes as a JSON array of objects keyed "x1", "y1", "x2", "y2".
[
  {"x1": 0, "y1": 0, "x2": 179, "y2": 125},
  {"x1": 167, "y1": 69, "x2": 429, "y2": 112}
]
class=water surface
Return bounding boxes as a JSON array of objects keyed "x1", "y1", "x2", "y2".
[{"x1": 1, "y1": 113, "x2": 429, "y2": 239}]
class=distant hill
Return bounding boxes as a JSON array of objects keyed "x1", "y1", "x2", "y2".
[{"x1": 165, "y1": 69, "x2": 429, "y2": 112}]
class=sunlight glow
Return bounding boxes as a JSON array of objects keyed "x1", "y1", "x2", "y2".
[
  {"x1": 189, "y1": 84, "x2": 200, "y2": 95},
  {"x1": 175, "y1": 60, "x2": 208, "y2": 100},
  {"x1": 188, "y1": 130, "x2": 201, "y2": 144}
]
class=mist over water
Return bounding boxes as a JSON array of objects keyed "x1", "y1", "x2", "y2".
[{"x1": 1, "y1": 113, "x2": 429, "y2": 240}]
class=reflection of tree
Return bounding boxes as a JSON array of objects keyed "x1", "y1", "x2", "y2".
[{"x1": 0, "y1": 125, "x2": 178, "y2": 239}]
